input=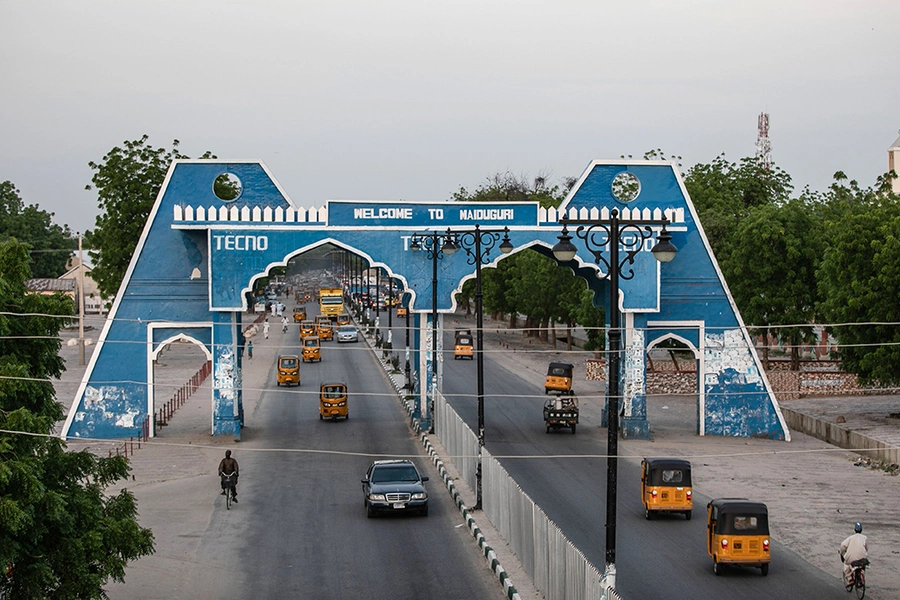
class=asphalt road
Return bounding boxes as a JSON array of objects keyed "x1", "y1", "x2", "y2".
[
  {"x1": 227, "y1": 320, "x2": 504, "y2": 599},
  {"x1": 102, "y1": 303, "x2": 505, "y2": 600},
  {"x1": 437, "y1": 328, "x2": 852, "y2": 599}
]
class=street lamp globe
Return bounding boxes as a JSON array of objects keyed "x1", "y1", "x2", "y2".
[
  {"x1": 551, "y1": 226, "x2": 578, "y2": 262},
  {"x1": 651, "y1": 224, "x2": 677, "y2": 263}
]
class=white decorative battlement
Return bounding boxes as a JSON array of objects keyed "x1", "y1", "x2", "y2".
[
  {"x1": 173, "y1": 204, "x2": 685, "y2": 226},
  {"x1": 173, "y1": 204, "x2": 327, "y2": 223},
  {"x1": 537, "y1": 205, "x2": 685, "y2": 225}
]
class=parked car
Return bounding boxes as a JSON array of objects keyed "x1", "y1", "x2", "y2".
[
  {"x1": 361, "y1": 460, "x2": 429, "y2": 518},
  {"x1": 336, "y1": 325, "x2": 359, "y2": 343}
]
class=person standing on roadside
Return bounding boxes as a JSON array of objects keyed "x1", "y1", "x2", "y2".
[
  {"x1": 263, "y1": 319, "x2": 270, "y2": 339},
  {"x1": 247, "y1": 341, "x2": 253, "y2": 359}
]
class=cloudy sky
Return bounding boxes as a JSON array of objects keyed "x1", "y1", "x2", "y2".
[{"x1": 2, "y1": 0, "x2": 897, "y2": 234}]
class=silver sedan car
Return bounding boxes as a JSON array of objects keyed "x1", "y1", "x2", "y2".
[{"x1": 336, "y1": 325, "x2": 359, "y2": 343}]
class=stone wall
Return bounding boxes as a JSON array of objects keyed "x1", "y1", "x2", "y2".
[{"x1": 587, "y1": 358, "x2": 895, "y2": 399}]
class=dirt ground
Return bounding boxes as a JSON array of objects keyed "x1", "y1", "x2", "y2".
[{"x1": 446, "y1": 312, "x2": 900, "y2": 599}]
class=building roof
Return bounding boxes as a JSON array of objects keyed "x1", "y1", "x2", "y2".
[
  {"x1": 890, "y1": 131, "x2": 900, "y2": 151},
  {"x1": 25, "y1": 278, "x2": 76, "y2": 293}
]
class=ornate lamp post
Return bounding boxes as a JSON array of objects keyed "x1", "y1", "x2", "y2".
[
  {"x1": 409, "y1": 230, "x2": 455, "y2": 433},
  {"x1": 442, "y1": 225, "x2": 513, "y2": 510},
  {"x1": 552, "y1": 209, "x2": 676, "y2": 588}
]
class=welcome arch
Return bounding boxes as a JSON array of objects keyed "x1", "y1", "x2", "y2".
[{"x1": 61, "y1": 160, "x2": 790, "y2": 441}]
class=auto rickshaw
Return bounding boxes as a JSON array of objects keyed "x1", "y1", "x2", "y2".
[
  {"x1": 707, "y1": 498, "x2": 771, "y2": 576},
  {"x1": 319, "y1": 381, "x2": 348, "y2": 420},
  {"x1": 396, "y1": 306, "x2": 407, "y2": 317},
  {"x1": 641, "y1": 458, "x2": 692, "y2": 520},
  {"x1": 336, "y1": 313, "x2": 351, "y2": 326},
  {"x1": 544, "y1": 362, "x2": 574, "y2": 394},
  {"x1": 543, "y1": 394, "x2": 578, "y2": 433},
  {"x1": 276, "y1": 355, "x2": 300, "y2": 386},
  {"x1": 293, "y1": 306, "x2": 307, "y2": 322},
  {"x1": 300, "y1": 320, "x2": 316, "y2": 339},
  {"x1": 316, "y1": 317, "x2": 334, "y2": 341},
  {"x1": 302, "y1": 336, "x2": 322, "y2": 362},
  {"x1": 454, "y1": 334, "x2": 474, "y2": 359}
]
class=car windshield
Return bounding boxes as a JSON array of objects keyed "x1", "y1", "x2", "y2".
[
  {"x1": 339, "y1": 326, "x2": 355, "y2": 333},
  {"x1": 372, "y1": 465, "x2": 419, "y2": 483},
  {"x1": 280, "y1": 358, "x2": 297, "y2": 368}
]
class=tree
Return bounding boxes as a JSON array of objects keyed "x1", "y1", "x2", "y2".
[
  {"x1": 683, "y1": 154, "x2": 793, "y2": 259},
  {"x1": 0, "y1": 238, "x2": 154, "y2": 598},
  {"x1": 451, "y1": 171, "x2": 571, "y2": 209},
  {"x1": 816, "y1": 173, "x2": 900, "y2": 385},
  {"x1": 723, "y1": 200, "x2": 824, "y2": 369},
  {"x1": 0, "y1": 181, "x2": 74, "y2": 278},
  {"x1": 87, "y1": 136, "x2": 215, "y2": 298}
]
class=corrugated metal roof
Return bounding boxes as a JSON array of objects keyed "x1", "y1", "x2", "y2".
[{"x1": 25, "y1": 278, "x2": 76, "y2": 292}]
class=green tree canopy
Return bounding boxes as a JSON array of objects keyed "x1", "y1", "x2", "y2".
[
  {"x1": 0, "y1": 181, "x2": 74, "y2": 278},
  {"x1": 0, "y1": 238, "x2": 154, "y2": 598},
  {"x1": 816, "y1": 174, "x2": 900, "y2": 384},
  {"x1": 87, "y1": 136, "x2": 215, "y2": 298}
]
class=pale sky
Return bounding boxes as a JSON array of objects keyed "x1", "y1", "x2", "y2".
[{"x1": 2, "y1": 0, "x2": 897, "y2": 234}]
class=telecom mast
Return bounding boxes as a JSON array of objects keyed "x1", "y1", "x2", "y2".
[{"x1": 756, "y1": 112, "x2": 772, "y2": 170}]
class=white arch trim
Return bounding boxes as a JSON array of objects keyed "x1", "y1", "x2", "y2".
[{"x1": 146, "y1": 323, "x2": 213, "y2": 438}]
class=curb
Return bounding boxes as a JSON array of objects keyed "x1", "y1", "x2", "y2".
[{"x1": 365, "y1": 324, "x2": 521, "y2": 600}]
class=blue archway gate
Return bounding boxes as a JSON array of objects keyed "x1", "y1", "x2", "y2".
[{"x1": 61, "y1": 160, "x2": 790, "y2": 441}]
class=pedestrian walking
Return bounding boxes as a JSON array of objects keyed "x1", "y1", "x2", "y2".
[
  {"x1": 263, "y1": 320, "x2": 270, "y2": 339},
  {"x1": 247, "y1": 341, "x2": 253, "y2": 359}
]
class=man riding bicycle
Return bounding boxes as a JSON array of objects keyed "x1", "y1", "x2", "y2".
[
  {"x1": 840, "y1": 522, "x2": 867, "y2": 588},
  {"x1": 218, "y1": 450, "x2": 239, "y2": 503}
]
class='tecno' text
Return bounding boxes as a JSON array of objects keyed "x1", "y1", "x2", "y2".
[{"x1": 213, "y1": 235, "x2": 269, "y2": 251}]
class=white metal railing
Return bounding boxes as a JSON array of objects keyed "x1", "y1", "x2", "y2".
[{"x1": 435, "y1": 391, "x2": 609, "y2": 600}]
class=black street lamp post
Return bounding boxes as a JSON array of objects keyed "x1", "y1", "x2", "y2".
[
  {"x1": 552, "y1": 209, "x2": 676, "y2": 588},
  {"x1": 442, "y1": 225, "x2": 513, "y2": 510},
  {"x1": 409, "y1": 231, "x2": 454, "y2": 433}
]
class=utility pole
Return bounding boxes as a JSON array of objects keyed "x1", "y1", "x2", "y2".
[{"x1": 78, "y1": 233, "x2": 86, "y2": 366}]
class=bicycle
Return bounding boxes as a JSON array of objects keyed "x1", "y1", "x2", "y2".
[
  {"x1": 845, "y1": 557, "x2": 869, "y2": 599},
  {"x1": 221, "y1": 472, "x2": 237, "y2": 510}
]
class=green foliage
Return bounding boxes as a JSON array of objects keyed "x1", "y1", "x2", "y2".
[
  {"x1": 683, "y1": 154, "x2": 793, "y2": 258},
  {"x1": 817, "y1": 174, "x2": 900, "y2": 384},
  {"x1": 87, "y1": 136, "x2": 215, "y2": 298},
  {"x1": 451, "y1": 171, "x2": 570, "y2": 209},
  {"x1": 0, "y1": 238, "x2": 154, "y2": 598},
  {"x1": 723, "y1": 200, "x2": 824, "y2": 368},
  {"x1": 0, "y1": 181, "x2": 75, "y2": 278}
]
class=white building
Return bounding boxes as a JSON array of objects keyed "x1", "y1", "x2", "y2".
[{"x1": 889, "y1": 131, "x2": 900, "y2": 195}]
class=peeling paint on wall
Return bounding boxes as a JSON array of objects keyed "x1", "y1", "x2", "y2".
[
  {"x1": 215, "y1": 348, "x2": 236, "y2": 400},
  {"x1": 623, "y1": 329, "x2": 646, "y2": 417}
]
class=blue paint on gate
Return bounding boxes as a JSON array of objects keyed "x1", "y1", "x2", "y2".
[{"x1": 61, "y1": 159, "x2": 789, "y2": 441}]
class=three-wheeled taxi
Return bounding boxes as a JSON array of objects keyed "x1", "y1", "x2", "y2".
[
  {"x1": 544, "y1": 362, "x2": 574, "y2": 394},
  {"x1": 641, "y1": 458, "x2": 693, "y2": 520},
  {"x1": 707, "y1": 498, "x2": 771, "y2": 576},
  {"x1": 293, "y1": 306, "x2": 307, "y2": 322},
  {"x1": 454, "y1": 334, "x2": 474, "y2": 360},
  {"x1": 302, "y1": 336, "x2": 322, "y2": 362},
  {"x1": 336, "y1": 313, "x2": 351, "y2": 326},
  {"x1": 396, "y1": 306, "x2": 407, "y2": 317},
  {"x1": 543, "y1": 394, "x2": 579, "y2": 433},
  {"x1": 276, "y1": 355, "x2": 300, "y2": 386},
  {"x1": 300, "y1": 320, "x2": 316, "y2": 339},
  {"x1": 316, "y1": 317, "x2": 334, "y2": 341},
  {"x1": 319, "y1": 381, "x2": 348, "y2": 420}
]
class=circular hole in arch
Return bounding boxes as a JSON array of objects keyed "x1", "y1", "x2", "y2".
[
  {"x1": 611, "y1": 172, "x2": 641, "y2": 203},
  {"x1": 213, "y1": 172, "x2": 242, "y2": 202}
]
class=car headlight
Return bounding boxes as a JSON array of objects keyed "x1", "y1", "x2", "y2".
[
  {"x1": 369, "y1": 494, "x2": 386, "y2": 502},
  {"x1": 337, "y1": 401, "x2": 346, "y2": 406},
  {"x1": 411, "y1": 492, "x2": 427, "y2": 500}
]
